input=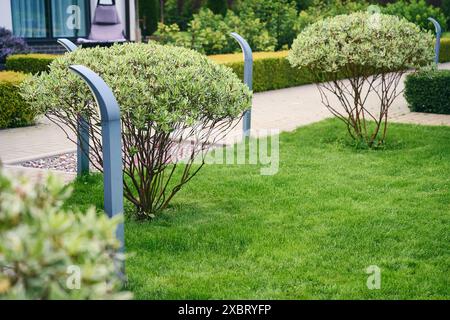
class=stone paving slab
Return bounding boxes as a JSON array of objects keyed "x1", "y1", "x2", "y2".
[
  {"x1": 391, "y1": 112, "x2": 450, "y2": 126},
  {"x1": 0, "y1": 117, "x2": 75, "y2": 164},
  {"x1": 3, "y1": 165, "x2": 76, "y2": 184}
]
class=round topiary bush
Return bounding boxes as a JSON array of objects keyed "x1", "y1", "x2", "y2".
[
  {"x1": 21, "y1": 42, "x2": 251, "y2": 219},
  {"x1": 288, "y1": 12, "x2": 434, "y2": 147}
]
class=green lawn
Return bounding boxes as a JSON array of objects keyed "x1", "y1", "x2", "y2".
[{"x1": 67, "y1": 119, "x2": 450, "y2": 299}]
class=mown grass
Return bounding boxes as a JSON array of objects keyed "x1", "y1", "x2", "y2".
[{"x1": 67, "y1": 119, "x2": 450, "y2": 299}]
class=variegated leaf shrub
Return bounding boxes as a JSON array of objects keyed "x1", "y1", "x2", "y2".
[
  {"x1": 0, "y1": 169, "x2": 130, "y2": 299},
  {"x1": 288, "y1": 12, "x2": 434, "y2": 147},
  {"x1": 21, "y1": 42, "x2": 251, "y2": 218}
]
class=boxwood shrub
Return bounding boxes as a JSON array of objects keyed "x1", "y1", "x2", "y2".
[
  {"x1": 405, "y1": 69, "x2": 450, "y2": 114},
  {"x1": 7, "y1": 50, "x2": 309, "y2": 93},
  {"x1": 6, "y1": 38, "x2": 450, "y2": 92},
  {"x1": 439, "y1": 38, "x2": 450, "y2": 63},
  {"x1": 209, "y1": 51, "x2": 313, "y2": 92},
  {"x1": 6, "y1": 53, "x2": 59, "y2": 74},
  {"x1": 212, "y1": 38, "x2": 450, "y2": 93},
  {"x1": 0, "y1": 71, "x2": 37, "y2": 129}
]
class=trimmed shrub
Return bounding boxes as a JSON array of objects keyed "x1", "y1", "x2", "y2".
[
  {"x1": 6, "y1": 53, "x2": 59, "y2": 74},
  {"x1": 439, "y1": 38, "x2": 450, "y2": 63},
  {"x1": 21, "y1": 43, "x2": 251, "y2": 219},
  {"x1": 404, "y1": 68, "x2": 450, "y2": 114},
  {"x1": 0, "y1": 71, "x2": 37, "y2": 129},
  {"x1": 0, "y1": 28, "x2": 30, "y2": 64},
  {"x1": 289, "y1": 12, "x2": 434, "y2": 147},
  {"x1": 0, "y1": 169, "x2": 131, "y2": 299},
  {"x1": 210, "y1": 51, "x2": 312, "y2": 92},
  {"x1": 211, "y1": 36, "x2": 450, "y2": 93}
]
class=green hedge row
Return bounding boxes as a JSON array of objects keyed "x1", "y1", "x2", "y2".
[
  {"x1": 207, "y1": 38, "x2": 450, "y2": 93},
  {"x1": 0, "y1": 72, "x2": 37, "y2": 129},
  {"x1": 5, "y1": 38, "x2": 450, "y2": 93},
  {"x1": 404, "y1": 69, "x2": 450, "y2": 115},
  {"x1": 5, "y1": 54, "x2": 59, "y2": 75},
  {"x1": 439, "y1": 38, "x2": 450, "y2": 63},
  {"x1": 222, "y1": 57, "x2": 313, "y2": 93}
]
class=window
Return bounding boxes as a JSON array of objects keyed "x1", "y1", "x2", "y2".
[
  {"x1": 11, "y1": 0, "x2": 47, "y2": 38},
  {"x1": 11, "y1": 0, "x2": 89, "y2": 39}
]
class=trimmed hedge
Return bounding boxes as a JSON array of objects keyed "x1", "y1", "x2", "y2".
[
  {"x1": 404, "y1": 69, "x2": 450, "y2": 114},
  {"x1": 439, "y1": 38, "x2": 450, "y2": 63},
  {"x1": 5, "y1": 38, "x2": 450, "y2": 93},
  {"x1": 0, "y1": 71, "x2": 37, "y2": 128},
  {"x1": 209, "y1": 51, "x2": 313, "y2": 92},
  {"x1": 211, "y1": 38, "x2": 450, "y2": 92},
  {"x1": 5, "y1": 53, "x2": 59, "y2": 74}
]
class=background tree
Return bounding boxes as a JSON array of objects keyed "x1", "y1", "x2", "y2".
[
  {"x1": 139, "y1": 0, "x2": 161, "y2": 36},
  {"x1": 382, "y1": 0, "x2": 446, "y2": 32},
  {"x1": 207, "y1": 0, "x2": 228, "y2": 15},
  {"x1": 165, "y1": 0, "x2": 206, "y2": 29},
  {"x1": 442, "y1": 0, "x2": 450, "y2": 28},
  {"x1": 237, "y1": 0, "x2": 298, "y2": 49}
]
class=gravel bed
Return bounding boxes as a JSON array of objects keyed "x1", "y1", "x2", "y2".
[
  {"x1": 20, "y1": 152, "x2": 80, "y2": 173},
  {"x1": 18, "y1": 142, "x2": 207, "y2": 173}
]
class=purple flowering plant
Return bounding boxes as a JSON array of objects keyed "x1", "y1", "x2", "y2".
[{"x1": 0, "y1": 28, "x2": 30, "y2": 64}]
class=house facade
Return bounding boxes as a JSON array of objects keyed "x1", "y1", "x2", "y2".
[{"x1": 0, "y1": 0, "x2": 137, "y2": 53}]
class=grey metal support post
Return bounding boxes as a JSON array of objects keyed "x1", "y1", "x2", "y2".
[
  {"x1": 57, "y1": 38, "x2": 90, "y2": 176},
  {"x1": 69, "y1": 65, "x2": 125, "y2": 255},
  {"x1": 231, "y1": 32, "x2": 253, "y2": 138},
  {"x1": 428, "y1": 18, "x2": 442, "y2": 65},
  {"x1": 57, "y1": 38, "x2": 78, "y2": 52}
]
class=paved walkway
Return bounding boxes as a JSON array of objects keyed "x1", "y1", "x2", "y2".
[
  {"x1": 391, "y1": 112, "x2": 450, "y2": 126},
  {"x1": 2, "y1": 63, "x2": 450, "y2": 182},
  {"x1": 2, "y1": 165, "x2": 76, "y2": 184}
]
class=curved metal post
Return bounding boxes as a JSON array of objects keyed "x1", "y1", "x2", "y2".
[
  {"x1": 69, "y1": 65, "x2": 125, "y2": 256},
  {"x1": 57, "y1": 38, "x2": 78, "y2": 52},
  {"x1": 57, "y1": 38, "x2": 89, "y2": 177},
  {"x1": 428, "y1": 18, "x2": 442, "y2": 64},
  {"x1": 231, "y1": 32, "x2": 253, "y2": 138}
]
